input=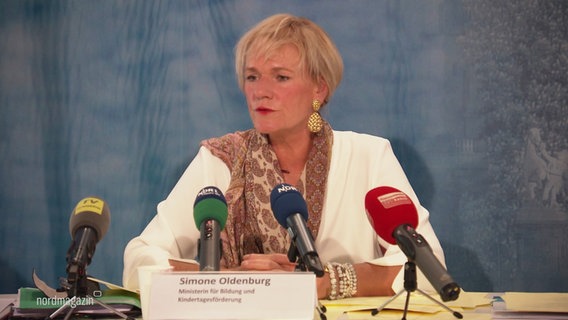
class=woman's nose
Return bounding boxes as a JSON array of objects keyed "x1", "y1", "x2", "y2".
[{"x1": 251, "y1": 78, "x2": 273, "y2": 100}]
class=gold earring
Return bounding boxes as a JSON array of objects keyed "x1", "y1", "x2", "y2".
[{"x1": 308, "y1": 99, "x2": 323, "y2": 133}]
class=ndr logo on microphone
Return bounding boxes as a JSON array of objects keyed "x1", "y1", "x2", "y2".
[
  {"x1": 197, "y1": 187, "x2": 222, "y2": 198},
  {"x1": 277, "y1": 185, "x2": 298, "y2": 193}
]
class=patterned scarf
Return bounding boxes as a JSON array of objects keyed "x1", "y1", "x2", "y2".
[{"x1": 201, "y1": 121, "x2": 333, "y2": 268}]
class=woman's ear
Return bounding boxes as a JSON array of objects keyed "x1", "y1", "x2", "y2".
[{"x1": 315, "y1": 78, "x2": 329, "y2": 103}]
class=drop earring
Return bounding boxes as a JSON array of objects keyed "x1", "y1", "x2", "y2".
[{"x1": 308, "y1": 99, "x2": 323, "y2": 133}]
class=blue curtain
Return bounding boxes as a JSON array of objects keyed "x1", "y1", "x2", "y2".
[{"x1": 1, "y1": 0, "x2": 567, "y2": 293}]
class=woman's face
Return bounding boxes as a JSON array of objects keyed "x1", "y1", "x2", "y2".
[{"x1": 243, "y1": 44, "x2": 324, "y2": 138}]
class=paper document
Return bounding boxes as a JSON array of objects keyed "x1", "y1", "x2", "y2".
[
  {"x1": 492, "y1": 292, "x2": 568, "y2": 319},
  {"x1": 320, "y1": 291, "x2": 492, "y2": 320}
]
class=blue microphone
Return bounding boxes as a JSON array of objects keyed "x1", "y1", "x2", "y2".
[{"x1": 270, "y1": 183, "x2": 324, "y2": 277}]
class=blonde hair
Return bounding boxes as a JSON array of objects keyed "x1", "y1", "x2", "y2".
[{"x1": 235, "y1": 13, "x2": 343, "y2": 105}]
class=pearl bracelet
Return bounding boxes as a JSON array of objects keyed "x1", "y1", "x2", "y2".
[
  {"x1": 325, "y1": 262, "x2": 358, "y2": 300},
  {"x1": 345, "y1": 263, "x2": 358, "y2": 297},
  {"x1": 325, "y1": 262, "x2": 338, "y2": 300}
]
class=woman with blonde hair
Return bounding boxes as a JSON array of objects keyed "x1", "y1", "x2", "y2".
[{"x1": 123, "y1": 13, "x2": 446, "y2": 300}]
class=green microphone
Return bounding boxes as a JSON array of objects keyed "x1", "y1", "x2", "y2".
[{"x1": 193, "y1": 186, "x2": 228, "y2": 271}]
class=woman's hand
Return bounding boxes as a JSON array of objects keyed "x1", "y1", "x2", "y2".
[
  {"x1": 240, "y1": 253, "x2": 297, "y2": 272},
  {"x1": 241, "y1": 253, "x2": 334, "y2": 299}
]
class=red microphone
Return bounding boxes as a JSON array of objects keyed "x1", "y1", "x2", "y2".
[
  {"x1": 365, "y1": 186, "x2": 460, "y2": 302},
  {"x1": 364, "y1": 186, "x2": 418, "y2": 245}
]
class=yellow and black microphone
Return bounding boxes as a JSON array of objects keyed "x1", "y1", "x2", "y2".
[{"x1": 66, "y1": 196, "x2": 110, "y2": 296}]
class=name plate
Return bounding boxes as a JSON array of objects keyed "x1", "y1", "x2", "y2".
[{"x1": 147, "y1": 271, "x2": 316, "y2": 320}]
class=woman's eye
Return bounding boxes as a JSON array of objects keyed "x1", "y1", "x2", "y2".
[
  {"x1": 245, "y1": 74, "x2": 258, "y2": 81},
  {"x1": 276, "y1": 75, "x2": 290, "y2": 81}
]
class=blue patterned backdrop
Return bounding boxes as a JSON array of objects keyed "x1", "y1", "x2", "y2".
[{"x1": 1, "y1": 0, "x2": 567, "y2": 293}]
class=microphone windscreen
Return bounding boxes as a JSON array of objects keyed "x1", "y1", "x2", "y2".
[
  {"x1": 193, "y1": 186, "x2": 228, "y2": 230},
  {"x1": 69, "y1": 196, "x2": 110, "y2": 242},
  {"x1": 365, "y1": 186, "x2": 418, "y2": 244},
  {"x1": 270, "y1": 183, "x2": 309, "y2": 227}
]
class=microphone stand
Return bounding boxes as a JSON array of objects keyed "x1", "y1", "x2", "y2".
[
  {"x1": 287, "y1": 242, "x2": 328, "y2": 320},
  {"x1": 287, "y1": 241, "x2": 324, "y2": 277},
  {"x1": 47, "y1": 263, "x2": 136, "y2": 320},
  {"x1": 371, "y1": 261, "x2": 463, "y2": 319},
  {"x1": 288, "y1": 241, "x2": 304, "y2": 272}
]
